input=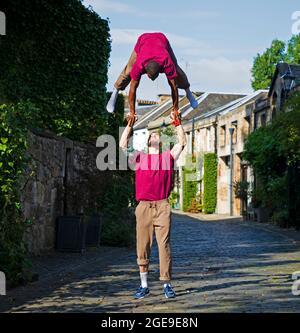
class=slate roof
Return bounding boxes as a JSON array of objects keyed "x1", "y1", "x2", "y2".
[
  {"x1": 182, "y1": 93, "x2": 246, "y2": 121},
  {"x1": 269, "y1": 63, "x2": 300, "y2": 97}
]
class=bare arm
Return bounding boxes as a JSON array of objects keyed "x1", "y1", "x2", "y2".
[
  {"x1": 119, "y1": 124, "x2": 133, "y2": 150},
  {"x1": 168, "y1": 79, "x2": 179, "y2": 112},
  {"x1": 129, "y1": 79, "x2": 139, "y2": 115},
  {"x1": 170, "y1": 123, "x2": 187, "y2": 161}
]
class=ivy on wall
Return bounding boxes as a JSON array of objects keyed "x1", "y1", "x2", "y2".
[
  {"x1": 0, "y1": 0, "x2": 114, "y2": 283},
  {"x1": 0, "y1": 0, "x2": 111, "y2": 142},
  {"x1": 203, "y1": 153, "x2": 218, "y2": 214},
  {"x1": 183, "y1": 154, "x2": 200, "y2": 212},
  {"x1": 0, "y1": 103, "x2": 34, "y2": 285}
]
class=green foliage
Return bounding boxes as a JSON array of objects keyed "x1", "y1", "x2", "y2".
[
  {"x1": 243, "y1": 92, "x2": 300, "y2": 227},
  {"x1": 0, "y1": 103, "x2": 33, "y2": 284},
  {"x1": 183, "y1": 154, "x2": 199, "y2": 212},
  {"x1": 251, "y1": 35, "x2": 300, "y2": 90},
  {"x1": 233, "y1": 180, "x2": 250, "y2": 201},
  {"x1": 203, "y1": 153, "x2": 217, "y2": 214},
  {"x1": 160, "y1": 126, "x2": 176, "y2": 151},
  {"x1": 0, "y1": 0, "x2": 111, "y2": 142},
  {"x1": 169, "y1": 191, "x2": 179, "y2": 209},
  {"x1": 97, "y1": 171, "x2": 136, "y2": 247},
  {"x1": 188, "y1": 194, "x2": 203, "y2": 213},
  {"x1": 287, "y1": 34, "x2": 300, "y2": 64},
  {"x1": 251, "y1": 39, "x2": 286, "y2": 90}
]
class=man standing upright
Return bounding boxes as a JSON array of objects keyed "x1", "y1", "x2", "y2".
[{"x1": 119, "y1": 111, "x2": 186, "y2": 299}]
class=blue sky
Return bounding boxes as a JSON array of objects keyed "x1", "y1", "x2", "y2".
[{"x1": 83, "y1": 0, "x2": 299, "y2": 100}]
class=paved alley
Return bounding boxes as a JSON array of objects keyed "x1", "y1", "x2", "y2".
[{"x1": 1, "y1": 212, "x2": 300, "y2": 313}]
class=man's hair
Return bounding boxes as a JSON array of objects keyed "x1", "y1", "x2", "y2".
[
  {"x1": 145, "y1": 61, "x2": 160, "y2": 77},
  {"x1": 147, "y1": 131, "x2": 162, "y2": 152}
]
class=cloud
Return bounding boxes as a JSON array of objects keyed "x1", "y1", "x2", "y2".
[
  {"x1": 107, "y1": 55, "x2": 252, "y2": 100},
  {"x1": 109, "y1": 29, "x2": 256, "y2": 59},
  {"x1": 110, "y1": 28, "x2": 207, "y2": 50},
  {"x1": 84, "y1": 1, "x2": 219, "y2": 19},
  {"x1": 187, "y1": 57, "x2": 252, "y2": 94},
  {"x1": 107, "y1": 29, "x2": 253, "y2": 98},
  {"x1": 85, "y1": 0, "x2": 137, "y2": 14}
]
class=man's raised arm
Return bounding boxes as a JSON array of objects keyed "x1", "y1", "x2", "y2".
[
  {"x1": 119, "y1": 123, "x2": 133, "y2": 150},
  {"x1": 170, "y1": 113, "x2": 187, "y2": 161}
]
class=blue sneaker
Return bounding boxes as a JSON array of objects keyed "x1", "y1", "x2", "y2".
[
  {"x1": 134, "y1": 286, "x2": 150, "y2": 299},
  {"x1": 164, "y1": 284, "x2": 176, "y2": 298}
]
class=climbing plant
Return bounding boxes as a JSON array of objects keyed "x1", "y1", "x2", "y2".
[
  {"x1": 183, "y1": 153, "x2": 201, "y2": 212},
  {"x1": 0, "y1": 0, "x2": 111, "y2": 142},
  {"x1": 0, "y1": 103, "x2": 36, "y2": 284},
  {"x1": 0, "y1": 0, "x2": 113, "y2": 283},
  {"x1": 203, "y1": 153, "x2": 217, "y2": 214}
]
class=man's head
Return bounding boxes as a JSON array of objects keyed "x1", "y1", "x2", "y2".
[
  {"x1": 145, "y1": 61, "x2": 160, "y2": 81},
  {"x1": 147, "y1": 131, "x2": 161, "y2": 149}
]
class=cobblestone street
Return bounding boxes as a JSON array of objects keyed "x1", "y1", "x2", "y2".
[{"x1": 1, "y1": 212, "x2": 300, "y2": 313}]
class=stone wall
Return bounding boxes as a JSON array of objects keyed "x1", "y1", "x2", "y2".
[{"x1": 21, "y1": 130, "x2": 107, "y2": 255}]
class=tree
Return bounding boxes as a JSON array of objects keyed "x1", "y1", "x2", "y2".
[
  {"x1": 287, "y1": 34, "x2": 300, "y2": 64},
  {"x1": 251, "y1": 34, "x2": 300, "y2": 91},
  {"x1": 243, "y1": 92, "x2": 300, "y2": 228},
  {"x1": 251, "y1": 39, "x2": 286, "y2": 91}
]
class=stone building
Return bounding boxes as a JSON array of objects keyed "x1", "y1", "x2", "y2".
[
  {"x1": 216, "y1": 91, "x2": 268, "y2": 216},
  {"x1": 268, "y1": 63, "x2": 300, "y2": 115}
]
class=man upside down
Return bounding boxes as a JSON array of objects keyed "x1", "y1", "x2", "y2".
[{"x1": 107, "y1": 32, "x2": 198, "y2": 123}]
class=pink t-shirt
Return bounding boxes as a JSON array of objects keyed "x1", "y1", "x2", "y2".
[
  {"x1": 130, "y1": 32, "x2": 177, "y2": 82},
  {"x1": 129, "y1": 149, "x2": 174, "y2": 201}
]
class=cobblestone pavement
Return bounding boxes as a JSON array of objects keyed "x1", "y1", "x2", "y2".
[{"x1": 1, "y1": 212, "x2": 300, "y2": 313}]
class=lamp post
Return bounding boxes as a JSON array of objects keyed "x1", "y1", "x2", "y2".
[{"x1": 191, "y1": 117, "x2": 195, "y2": 155}]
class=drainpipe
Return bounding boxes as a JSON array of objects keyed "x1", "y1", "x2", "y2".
[
  {"x1": 229, "y1": 127, "x2": 234, "y2": 216},
  {"x1": 191, "y1": 117, "x2": 195, "y2": 155}
]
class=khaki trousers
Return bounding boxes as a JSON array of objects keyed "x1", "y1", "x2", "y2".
[
  {"x1": 135, "y1": 198, "x2": 172, "y2": 281},
  {"x1": 114, "y1": 42, "x2": 190, "y2": 91}
]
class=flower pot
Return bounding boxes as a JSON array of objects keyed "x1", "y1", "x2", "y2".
[{"x1": 255, "y1": 207, "x2": 270, "y2": 223}]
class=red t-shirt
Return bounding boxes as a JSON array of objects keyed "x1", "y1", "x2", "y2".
[
  {"x1": 129, "y1": 149, "x2": 174, "y2": 201},
  {"x1": 130, "y1": 32, "x2": 177, "y2": 82}
]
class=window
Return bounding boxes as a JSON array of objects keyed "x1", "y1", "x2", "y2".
[
  {"x1": 244, "y1": 116, "x2": 251, "y2": 136},
  {"x1": 220, "y1": 125, "x2": 226, "y2": 147},
  {"x1": 207, "y1": 127, "x2": 211, "y2": 151},
  {"x1": 261, "y1": 113, "x2": 266, "y2": 127}
]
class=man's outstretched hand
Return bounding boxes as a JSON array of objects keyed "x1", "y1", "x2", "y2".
[
  {"x1": 126, "y1": 112, "x2": 138, "y2": 127},
  {"x1": 170, "y1": 109, "x2": 182, "y2": 126}
]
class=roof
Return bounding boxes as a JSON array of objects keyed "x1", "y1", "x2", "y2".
[
  {"x1": 133, "y1": 98, "x2": 173, "y2": 130},
  {"x1": 135, "y1": 105, "x2": 158, "y2": 118},
  {"x1": 182, "y1": 93, "x2": 247, "y2": 121},
  {"x1": 183, "y1": 90, "x2": 268, "y2": 125},
  {"x1": 269, "y1": 62, "x2": 300, "y2": 97},
  {"x1": 147, "y1": 96, "x2": 191, "y2": 130},
  {"x1": 218, "y1": 90, "x2": 268, "y2": 117}
]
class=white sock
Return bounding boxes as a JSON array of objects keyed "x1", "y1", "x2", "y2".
[
  {"x1": 164, "y1": 282, "x2": 171, "y2": 288},
  {"x1": 140, "y1": 272, "x2": 148, "y2": 288},
  {"x1": 186, "y1": 90, "x2": 198, "y2": 109},
  {"x1": 106, "y1": 88, "x2": 119, "y2": 113}
]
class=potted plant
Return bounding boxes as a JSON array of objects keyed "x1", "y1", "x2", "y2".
[
  {"x1": 250, "y1": 186, "x2": 270, "y2": 223},
  {"x1": 233, "y1": 180, "x2": 250, "y2": 220},
  {"x1": 169, "y1": 191, "x2": 180, "y2": 209}
]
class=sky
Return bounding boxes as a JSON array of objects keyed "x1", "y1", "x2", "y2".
[{"x1": 83, "y1": 0, "x2": 299, "y2": 100}]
